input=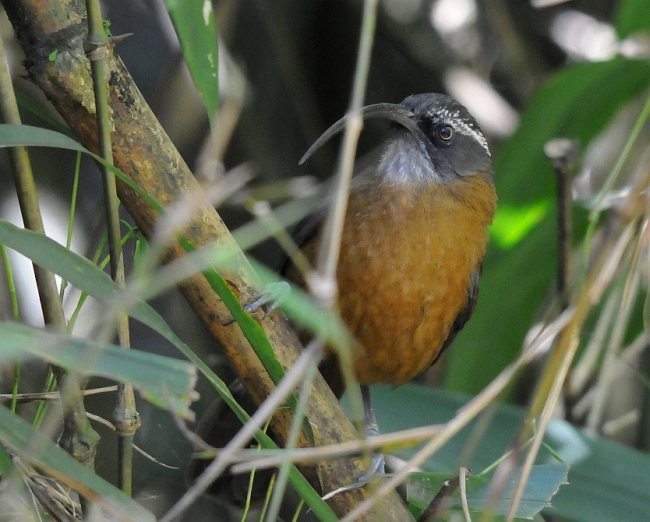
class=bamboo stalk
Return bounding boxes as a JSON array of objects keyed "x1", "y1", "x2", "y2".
[
  {"x1": 1, "y1": 1, "x2": 410, "y2": 518},
  {"x1": 84, "y1": 0, "x2": 139, "y2": 495}
]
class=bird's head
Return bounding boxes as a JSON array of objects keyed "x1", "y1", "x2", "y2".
[{"x1": 300, "y1": 93, "x2": 493, "y2": 185}]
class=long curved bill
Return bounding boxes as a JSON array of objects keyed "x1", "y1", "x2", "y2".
[{"x1": 299, "y1": 103, "x2": 431, "y2": 165}]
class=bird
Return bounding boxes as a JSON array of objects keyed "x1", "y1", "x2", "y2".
[
  {"x1": 283, "y1": 93, "x2": 498, "y2": 476},
  {"x1": 294, "y1": 93, "x2": 497, "y2": 392},
  {"x1": 190, "y1": 93, "x2": 497, "y2": 496}
]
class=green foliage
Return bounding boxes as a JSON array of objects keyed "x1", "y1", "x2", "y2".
[
  {"x1": 445, "y1": 58, "x2": 650, "y2": 394},
  {"x1": 0, "y1": 203, "x2": 336, "y2": 521},
  {"x1": 365, "y1": 384, "x2": 650, "y2": 521},
  {"x1": 0, "y1": 322, "x2": 197, "y2": 418},
  {"x1": 164, "y1": 0, "x2": 219, "y2": 126},
  {"x1": 615, "y1": 0, "x2": 650, "y2": 38},
  {"x1": 407, "y1": 464, "x2": 568, "y2": 520}
]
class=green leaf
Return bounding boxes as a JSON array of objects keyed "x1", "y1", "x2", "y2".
[
  {"x1": 490, "y1": 200, "x2": 550, "y2": 249},
  {"x1": 407, "y1": 464, "x2": 568, "y2": 520},
  {"x1": 445, "y1": 58, "x2": 650, "y2": 394},
  {"x1": 468, "y1": 464, "x2": 568, "y2": 519},
  {"x1": 164, "y1": 0, "x2": 219, "y2": 126},
  {"x1": 0, "y1": 322, "x2": 197, "y2": 418},
  {"x1": 0, "y1": 123, "x2": 86, "y2": 151},
  {"x1": 0, "y1": 406, "x2": 155, "y2": 521},
  {"x1": 365, "y1": 384, "x2": 650, "y2": 521},
  {"x1": 0, "y1": 124, "x2": 163, "y2": 212},
  {"x1": 615, "y1": 0, "x2": 650, "y2": 38},
  {"x1": 0, "y1": 444, "x2": 11, "y2": 474}
]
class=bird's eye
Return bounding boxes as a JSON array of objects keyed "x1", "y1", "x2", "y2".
[{"x1": 437, "y1": 124, "x2": 454, "y2": 142}]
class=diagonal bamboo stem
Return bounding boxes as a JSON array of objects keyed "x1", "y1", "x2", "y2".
[{"x1": 1, "y1": 1, "x2": 411, "y2": 518}]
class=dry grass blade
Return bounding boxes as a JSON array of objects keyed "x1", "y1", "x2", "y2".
[
  {"x1": 230, "y1": 424, "x2": 443, "y2": 473},
  {"x1": 0, "y1": 386, "x2": 117, "y2": 403},
  {"x1": 507, "y1": 167, "x2": 648, "y2": 518}
]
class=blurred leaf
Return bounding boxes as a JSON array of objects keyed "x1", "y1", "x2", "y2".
[
  {"x1": 490, "y1": 200, "x2": 550, "y2": 249},
  {"x1": 365, "y1": 384, "x2": 650, "y2": 521},
  {"x1": 0, "y1": 221, "x2": 336, "y2": 519},
  {"x1": 615, "y1": 0, "x2": 650, "y2": 38},
  {"x1": 0, "y1": 124, "x2": 163, "y2": 212},
  {"x1": 551, "y1": 433, "x2": 650, "y2": 521},
  {"x1": 407, "y1": 464, "x2": 568, "y2": 520},
  {"x1": 0, "y1": 123, "x2": 85, "y2": 150},
  {"x1": 0, "y1": 406, "x2": 155, "y2": 522},
  {"x1": 445, "y1": 58, "x2": 650, "y2": 394},
  {"x1": 468, "y1": 464, "x2": 568, "y2": 519},
  {"x1": 0, "y1": 444, "x2": 11, "y2": 474},
  {"x1": 15, "y1": 90, "x2": 71, "y2": 135},
  {"x1": 0, "y1": 322, "x2": 197, "y2": 418},
  {"x1": 164, "y1": 0, "x2": 219, "y2": 125}
]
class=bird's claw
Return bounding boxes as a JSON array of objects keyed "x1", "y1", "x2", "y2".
[{"x1": 221, "y1": 281, "x2": 290, "y2": 325}]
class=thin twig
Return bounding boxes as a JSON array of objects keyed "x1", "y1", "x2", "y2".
[
  {"x1": 582, "y1": 92, "x2": 650, "y2": 269},
  {"x1": 507, "y1": 217, "x2": 640, "y2": 520},
  {"x1": 0, "y1": 386, "x2": 118, "y2": 403},
  {"x1": 230, "y1": 424, "x2": 443, "y2": 474},
  {"x1": 85, "y1": 412, "x2": 180, "y2": 470},
  {"x1": 309, "y1": 0, "x2": 380, "y2": 451},
  {"x1": 544, "y1": 138, "x2": 578, "y2": 310},
  {"x1": 459, "y1": 466, "x2": 472, "y2": 522},
  {"x1": 417, "y1": 471, "x2": 461, "y2": 522}
]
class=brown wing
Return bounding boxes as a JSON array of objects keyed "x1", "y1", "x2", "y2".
[{"x1": 431, "y1": 266, "x2": 481, "y2": 366}]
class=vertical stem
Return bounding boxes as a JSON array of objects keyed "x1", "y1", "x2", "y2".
[
  {"x1": 0, "y1": 18, "x2": 99, "y2": 467},
  {"x1": 85, "y1": 0, "x2": 139, "y2": 495},
  {"x1": 314, "y1": 0, "x2": 378, "y2": 285},
  {"x1": 545, "y1": 138, "x2": 577, "y2": 311},
  {"x1": 311, "y1": 0, "x2": 379, "y2": 434},
  {"x1": 1, "y1": 244, "x2": 21, "y2": 413}
]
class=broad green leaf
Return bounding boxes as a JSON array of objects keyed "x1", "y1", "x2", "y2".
[
  {"x1": 164, "y1": 0, "x2": 219, "y2": 126},
  {"x1": 407, "y1": 464, "x2": 568, "y2": 520},
  {"x1": 615, "y1": 0, "x2": 650, "y2": 38},
  {"x1": 0, "y1": 406, "x2": 155, "y2": 521},
  {"x1": 445, "y1": 58, "x2": 650, "y2": 394},
  {"x1": 0, "y1": 322, "x2": 197, "y2": 418},
  {"x1": 468, "y1": 464, "x2": 568, "y2": 519},
  {"x1": 366, "y1": 384, "x2": 650, "y2": 521}
]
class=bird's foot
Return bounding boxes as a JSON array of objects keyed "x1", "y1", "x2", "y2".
[
  {"x1": 222, "y1": 281, "x2": 290, "y2": 325},
  {"x1": 321, "y1": 454, "x2": 387, "y2": 501},
  {"x1": 359, "y1": 452, "x2": 386, "y2": 482}
]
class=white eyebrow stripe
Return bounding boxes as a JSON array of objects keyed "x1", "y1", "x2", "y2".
[{"x1": 436, "y1": 108, "x2": 491, "y2": 156}]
